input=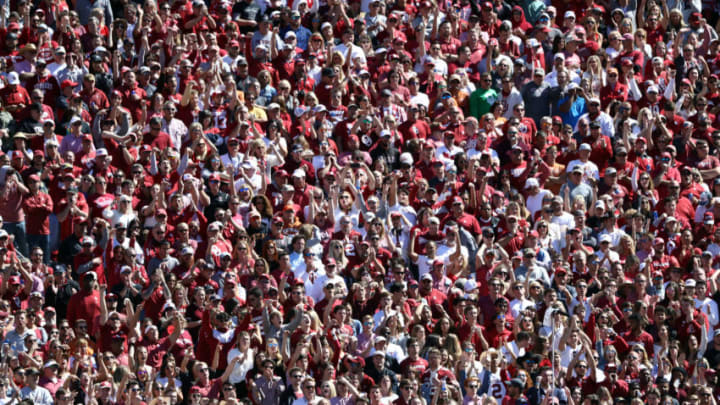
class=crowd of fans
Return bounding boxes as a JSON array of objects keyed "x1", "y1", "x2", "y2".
[{"x1": 0, "y1": 0, "x2": 720, "y2": 404}]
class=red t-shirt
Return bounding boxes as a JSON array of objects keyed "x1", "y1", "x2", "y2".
[
  {"x1": 0, "y1": 84, "x2": 30, "y2": 108},
  {"x1": 23, "y1": 191, "x2": 53, "y2": 235},
  {"x1": 400, "y1": 356, "x2": 429, "y2": 376},
  {"x1": 67, "y1": 289, "x2": 101, "y2": 333},
  {"x1": 142, "y1": 130, "x2": 173, "y2": 150}
]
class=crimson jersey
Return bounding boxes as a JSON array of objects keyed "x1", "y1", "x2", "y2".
[
  {"x1": 650, "y1": 254, "x2": 680, "y2": 275},
  {"x1": 400, "y1": 357, "x2": 428, "y2": 376},
  {"x1": 420, "y1": 367, "x2": 455, "y2": 400}
]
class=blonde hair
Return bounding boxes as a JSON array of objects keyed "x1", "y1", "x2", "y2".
[
  {"x1": 320, "y1": 381, "x2": 337, "y2": 398},
  {"x1": 479, "y1": 348, "x2": 501, "y2": 368},
  {"x1": 258, "y1": 70, "x2": 273, "y2": 84},
  {"x1": 327, "y1": 240, "x2": 348, "y2": 268},
  {"x1": 586, "y1": 55, "x2": 602, "y2": 75},
  {"x1": 619, "y1": 234, "x2": 636, "y2": 255},
  {"x1": 634, "y1": 28, "x2": 647, "y2": 42},
  {"x1": 330, "y1": 51, "x2": 345, "y2": 67},
  {"x1": 266, "y1": 337, "x2": 282, "y2": 362},
  {"x1": 304, "y1": 92, "x2": 318, "y2": 106},
  {"x1": 572, "y1": 195, "x2": 586, "y2": 210},
  {"x1": 189, "y1": 122, "x2": 202, "y2": 133}
]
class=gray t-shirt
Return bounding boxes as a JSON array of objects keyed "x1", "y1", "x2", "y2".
[
  {"x1": 521, "y1": 81, "x2": 553, "y2": 125},
  {"x1": 146, "y1": 256, "x2": 179, "y2": 276},
  {"x1": 2, "y1": 328, "x2": 32, "y2": 354}
]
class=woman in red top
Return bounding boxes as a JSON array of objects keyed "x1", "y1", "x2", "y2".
[
  {"x1": 289, "y1": 311, "x2": 319, "y2": 349},
  {"x1": 583, "y1": 16, "x2": 603, "y2": 44},
  {"x1": 230, "y1": 239, "x2": 255, "y2": 276}
]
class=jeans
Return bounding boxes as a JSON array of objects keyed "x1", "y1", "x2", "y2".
[
  {"x1": 26, "y1": 234, "x2": 50, "y2": 264},
  {"x1": 3, "y1": 221, "x2": 27, "y2": 258},
  {"x1": 49, "y1": 214, "x2": 60, "y2": 252}
]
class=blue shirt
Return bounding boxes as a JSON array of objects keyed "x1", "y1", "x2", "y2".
[
  {"x1": 75, "y1": 0, "x2": 113, "y2": 26},
  {"x1": 557, "y1": 96, "x2": 586, "y2": 130},
  {"x1": 284, "y1": 26, "x2": 312, "y2": 51}
]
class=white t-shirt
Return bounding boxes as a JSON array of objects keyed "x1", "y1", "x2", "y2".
[
  {"x1": 436, "y1": 243, "x2": 468, "y2": 267},
  {"x1": 388, "y1": 204, "x2": 417, "y2": 226},
  {"x1": 332, "y1": 43, "x2": 367, "y2": 65},
  {"x1": 595, "y1": 248, "x2": 619, "y2": 270},
  {"x1": 233, "y1": 172, "x2": 262, "y2": 194},
  {"x1": 559, "y1": 344, "x2": 585, "y2": 368},
  {"x1": 500, "y1": 340, "x2": 525, "y2": 365},
  {"x1": 566, "y1": 159, "x2": 600, "y2": 182},
  {"x1": 227, "y1": 347, "x2": 255, "y2": 384},
  {"x1": 47, "y1": 62, "x2": 67, "y2": 78},
  {"x1": 333, "y1": 207, "x2": 360, "y2": 232},
  {"x1": 415, "y1": 254, "x2": 435, "y2": 279},
  {"x1": 526, "y1": 189, "x2": 553, "y2": 217},
  {"x1": 410, "y1": 92, "x2": 430, "y2": 109},
  {"x1": 550, "y1": 212, "x2": 575, "y2": 234},
  {"x1": 509, "y1": 298, "x2": 535, "y2": 318},
  {"x1": 221, "y1": 152, "x2": 243, "y2": 175},
  {"x1": 311, "y1": 273, "x2": 346, "y2": 303},
  {"x1": 155, "y1": 376, "x2": 183, "y2": 389}
]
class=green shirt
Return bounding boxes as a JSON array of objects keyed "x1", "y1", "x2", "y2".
[{"x1": 469, "y1": 87, "x2": 498, "y2": 119}]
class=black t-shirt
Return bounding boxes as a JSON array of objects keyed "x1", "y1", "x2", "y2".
[
  {"x1": 44, "y1": 280, "x2": 80, "y2": 322},
  {"x1": 110, "y1": 282, "x2": 144, "y2": 311},
  {"x1": 232, "y1": 1, "x2": 261, "y2": 34},
  {"x1": 58, "y1": 234, "x2": 83, "y2": 266},
  {"x1": 706, "y1": 345, "x2": 720, "y2": 369},
  {"x1": 93, "y1": 72, "x2": 114, "y2": 96},
  {"x1": 18, "y1": 117, "x2": 42, "y2": 135},
  {"x1": 370, "y1": 144, "x2": 400, "y2": 170},
  {"x1": 203, "y1": 190, "x2": 229, "y2": 223},
  {"x1": 247, "y1": 223, "x2": 269, "y2": 253}
]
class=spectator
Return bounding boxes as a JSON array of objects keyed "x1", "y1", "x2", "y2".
[{"x1": 0, "y1": 2, "x2": 717, "y2": 405}]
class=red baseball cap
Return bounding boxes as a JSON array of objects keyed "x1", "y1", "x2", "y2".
[{"x1": 61, "y1": 80, "x2": 77, "y2": 89}]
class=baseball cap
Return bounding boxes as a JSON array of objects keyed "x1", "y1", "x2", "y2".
[
  {"x1": 524, "y1": 178, "x2": 539, "y2": 189},
  {"x1": 6, "y1": 72, "x2": 19, "y2": 85}
]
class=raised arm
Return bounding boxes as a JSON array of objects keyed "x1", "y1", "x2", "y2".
[{"x1": 99, "y1": 284, "x2": 109, "y2": 326}]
